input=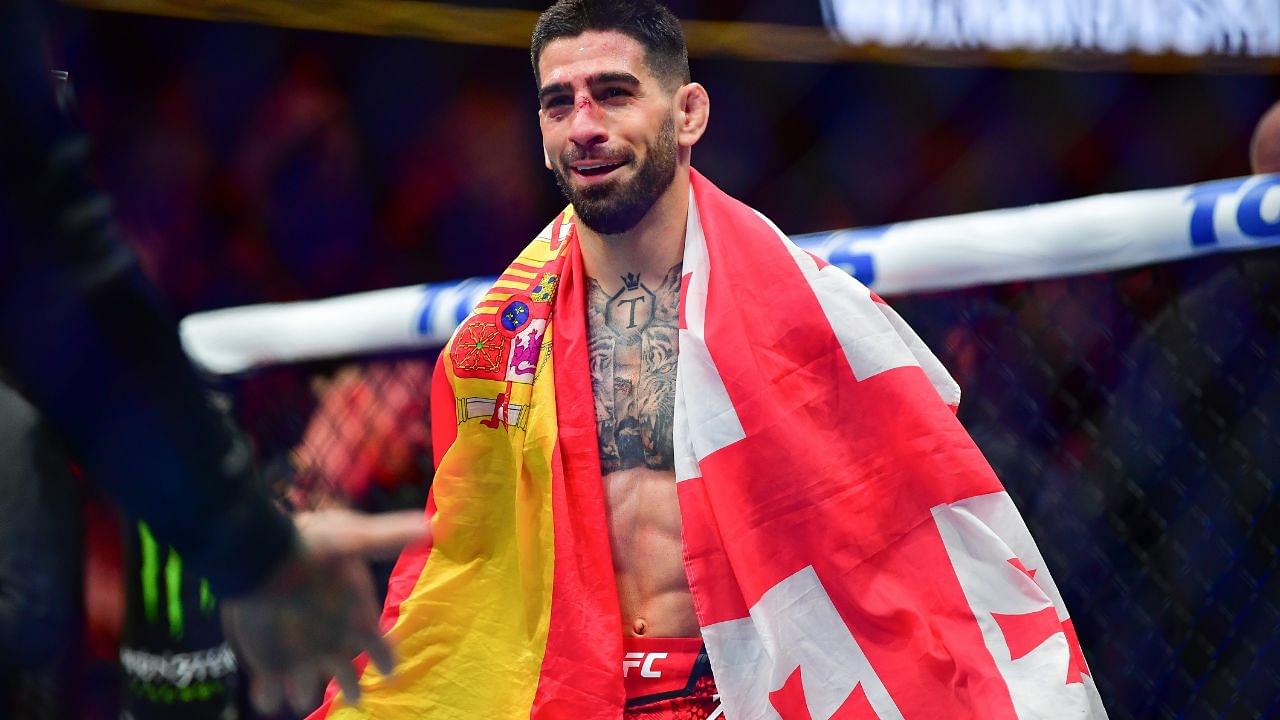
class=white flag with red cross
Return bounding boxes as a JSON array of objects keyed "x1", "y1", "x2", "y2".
[{"x1": 674, "y1": 171, "x2": 1108, "y2": 720}]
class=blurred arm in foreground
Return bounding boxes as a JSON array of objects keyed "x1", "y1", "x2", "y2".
[
  {"x1": 0, "y1": 1, "x2": 426, "y2": 712},
  {"x1": 223, "y1": 508, "x2": 428, "y2": 713}
]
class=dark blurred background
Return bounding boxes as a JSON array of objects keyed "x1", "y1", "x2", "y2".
[
  {"x1": 52, "y1": 2, "x2": 1274, "y2": 314},
  {"x1": 32, "y1": 1, "x2": 1280, "y2": 719}
]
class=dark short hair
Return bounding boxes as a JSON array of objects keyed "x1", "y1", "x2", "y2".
[{"x1": 531, "y1": 0, "x2": 691, "y2": 91}]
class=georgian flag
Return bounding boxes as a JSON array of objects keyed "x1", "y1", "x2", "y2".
[{"x1": 673, "y1": 171, "x2": 1108, "y2": 719}]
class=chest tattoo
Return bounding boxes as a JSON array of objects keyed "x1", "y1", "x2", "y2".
[{"x1": 587, "y1": 264, "x2": 682, "y2": 475}]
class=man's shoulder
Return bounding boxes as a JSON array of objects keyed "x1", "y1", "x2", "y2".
[{"x1": 438, "y1": 210, "x2": 573, "y2": 381}]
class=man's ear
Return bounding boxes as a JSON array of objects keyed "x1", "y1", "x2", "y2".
[
  {"x1": 536, "y1": 104, "x2": 554, "y2": 170},
  {"x1": 673, "y1": 82, "x2": 710, "y2": 149}
]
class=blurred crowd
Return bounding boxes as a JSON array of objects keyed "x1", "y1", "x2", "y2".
[{"x1": 55, "y1": 5, "x2": 1274, "y2": 318}]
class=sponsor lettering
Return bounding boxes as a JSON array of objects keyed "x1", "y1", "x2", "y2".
[
  {"x1": 622, "y1": 651, "x2": 669, "y2": 679},
  {"x1": 1187, "y1": 176, "x2": 1280, "y2": 247},
  {"x1": 120, "y1": 644, "x2": 237, "y2": 688},
  {"x1": 826, "y1": 226, "x2": 890, "y2": 287}
]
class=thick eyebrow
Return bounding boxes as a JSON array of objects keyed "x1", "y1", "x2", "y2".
[
  {"x1": 538, "y1": 72, "x2": 642, "y2": 105},
  {"x1": 538, "y1": 82, "x2": 572, "y2": 105},
  {"x1": 591, "y1": 71, "x2": 641, "y2": 88}
]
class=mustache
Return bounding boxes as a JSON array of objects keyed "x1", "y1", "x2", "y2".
[{"x1": 559, "y1": 146, "x2": 634, "y2": 166}]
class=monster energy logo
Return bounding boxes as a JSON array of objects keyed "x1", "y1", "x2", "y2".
[
  {"x1": 120, "y1": 645, "x2": 237, "y2": 687},
  {"x1": 137, "y1": 522, "x2": 218, "y2": 640}
]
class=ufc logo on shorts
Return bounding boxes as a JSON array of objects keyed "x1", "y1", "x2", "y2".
[{"x1": 622, "y1": 652, "x2": 668, "y2": 678}]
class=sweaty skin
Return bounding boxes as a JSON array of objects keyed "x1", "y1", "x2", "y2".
[{"x1": 587, "y1": 263, "x2": 699, "y2": 638}]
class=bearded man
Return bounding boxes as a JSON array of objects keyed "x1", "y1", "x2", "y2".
[{"x1": 312, "y1": 2, "x2": 1108, "y2": 719}]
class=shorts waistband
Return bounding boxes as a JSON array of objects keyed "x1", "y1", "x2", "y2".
[{"x1": 622, "y1": 637, "x2": 711, "y2": 706}]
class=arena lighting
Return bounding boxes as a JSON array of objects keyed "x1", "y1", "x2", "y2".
[
  {"x1": 821, "y1": 0, "x2": 1280, "y2": 57},
  {"x1": 65, "y1": 0, "x2": 1280, "y2": 72}
]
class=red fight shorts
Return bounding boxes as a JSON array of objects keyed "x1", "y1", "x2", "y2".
[{"x1": 623, "y1": 637, "x2": 721, "y2": 720}]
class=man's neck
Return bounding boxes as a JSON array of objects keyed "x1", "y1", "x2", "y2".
[{"x1": 576, "y1": 167, "x2": 690, "y2": 293}]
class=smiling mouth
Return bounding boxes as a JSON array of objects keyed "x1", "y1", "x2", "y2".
[{"x1": 570, "y1": 160, "x2": 627, "y2": 178}]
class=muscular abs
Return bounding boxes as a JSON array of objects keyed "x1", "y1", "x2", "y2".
[{"x1": 587, "y1": 264, "x2": 699, "y2": 638}]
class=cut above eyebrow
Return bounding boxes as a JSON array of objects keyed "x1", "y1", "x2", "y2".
[{"x1": 538, "y1": 72, "x2": 642, "y2": 104}]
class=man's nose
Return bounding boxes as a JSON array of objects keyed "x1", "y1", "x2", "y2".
[{"x1": 567, "y1": 94, "x2": 607, "y2": 149}]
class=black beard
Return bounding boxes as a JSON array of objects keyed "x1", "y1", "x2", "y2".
[{"x1": 551, "y1": 117, "x2": 678, "y2": 236}]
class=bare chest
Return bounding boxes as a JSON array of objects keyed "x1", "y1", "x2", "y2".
[{"x1": 586, "y1": 267, "x2": 681, "y2": 475}]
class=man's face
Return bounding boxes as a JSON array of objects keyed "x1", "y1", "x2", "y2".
[{"x1": 537, "y1": 31, "x2": 680, "y2": 235}]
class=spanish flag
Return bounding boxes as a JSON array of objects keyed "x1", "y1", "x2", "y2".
[{"x1": 312, "y1": 171, "x2": 1108, "y2": 720}]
